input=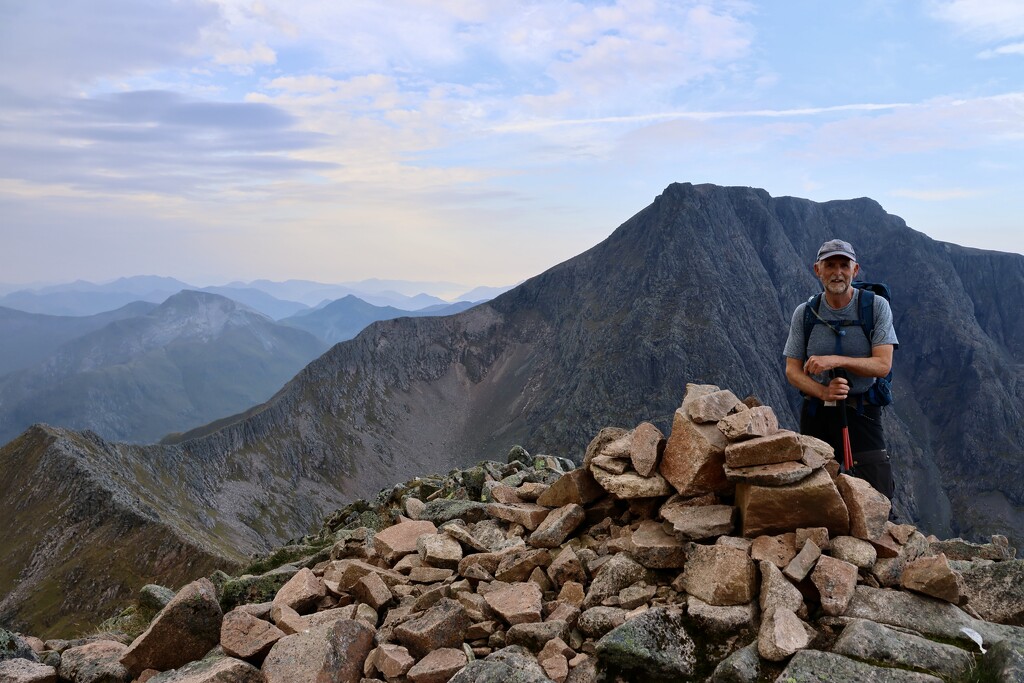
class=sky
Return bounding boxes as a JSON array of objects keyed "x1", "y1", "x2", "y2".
[{"x1": 1, "y1": 0, "x2": 1022, "y2": 289}]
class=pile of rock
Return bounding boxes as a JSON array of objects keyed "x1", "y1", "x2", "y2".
[{"x1": 2, "y1": 383, "x2": 1022, "y2": 683}]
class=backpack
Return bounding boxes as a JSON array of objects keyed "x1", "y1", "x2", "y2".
[{"x1": 801, "y1": 281, "x2": 895, "y2": 406}]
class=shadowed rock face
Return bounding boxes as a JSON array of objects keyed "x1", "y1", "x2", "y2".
[{"x1": 1, "y1": 182, "x2": 1021, "y2": 635}]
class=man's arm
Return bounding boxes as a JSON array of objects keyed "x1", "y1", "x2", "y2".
[
  {"x1": 803, "y1": 344, "x2": 894, "y2": 378},
  {"x1": 785, "y1": 357, "x2": 851, "y2": 402}
]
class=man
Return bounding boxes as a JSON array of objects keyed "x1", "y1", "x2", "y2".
[{"x1": 783, "y1": 239, "x2": 898, "y2": 498}]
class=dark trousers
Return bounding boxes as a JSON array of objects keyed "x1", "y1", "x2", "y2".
[{"x1": 800, "y1": 399, "x2": 894, "y2": 499}]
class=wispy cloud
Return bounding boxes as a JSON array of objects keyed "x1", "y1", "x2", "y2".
[
  {"x1": 978, "y1": 41, "x2": 1024, "y2": 58},
  {"x1": 929, "y1": 0, "x2": 1024, "y2": 41},
  {"x1": 491, "y1": 102, "x2": 914, "y2": 132}
]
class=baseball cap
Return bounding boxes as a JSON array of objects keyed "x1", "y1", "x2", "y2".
[{"x1": 816, "y1": 239, "x2": 857, "y2": 262}]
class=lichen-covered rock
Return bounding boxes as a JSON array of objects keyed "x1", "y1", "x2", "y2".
[
  {"x1": 0, "y1": 658, "x2": 57, "y2": 683},
  {"x1": 959, "y1": 559, "x2": 1024, "y2": 625},
  {"x1": 393, "y1": 599, "x2": 471, "y2": 658},
  {"x1": 58, "y1": 640, "x2": 129, "y2": 683},
  {"x1": 832, "y1": 618, "x2": 975, "y2": 681},
  {"x1": 261, "y1": 619, "x2": 374, "y2": 683},
  {"x1": 777, "y1": 649, "x2": 943, "y2": 682},
  {"x1": 595, "y1": 606, "x2": 696, "y2": 680},
  {"x1": 147, "y1": 655, "x2": 264, "y2": 682}
]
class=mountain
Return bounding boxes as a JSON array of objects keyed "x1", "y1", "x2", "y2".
[
  {"x1": 0, "y1": 276, "x2": 192, "y2": 316},
  {"x1": 0, "y1": 301, "x2": 158, "y2": 376},
  {"x1": 1, "y1": 182, "x2": 1021, "y2": 635},
  {"x1": 198, "y1": 286, "x2": 308, "y2": 319},
  {"x1": 0, "y1": 291, "x2": 328, "y2": 445},
  {"x1": 238, "y1": 279, "x2": 464, "y2": 308},
  {"x1": 279, "y1": 295, "x2": 482, "y2": 345}
]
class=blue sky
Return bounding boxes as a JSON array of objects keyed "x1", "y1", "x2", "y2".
[{"x1": 1, "y1": 0, "x2": 1022, "y2": 288}]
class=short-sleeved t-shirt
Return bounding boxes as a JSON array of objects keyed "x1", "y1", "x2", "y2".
[{"x1": 783, "y1": 288, "x2": 898, "y2": 395}]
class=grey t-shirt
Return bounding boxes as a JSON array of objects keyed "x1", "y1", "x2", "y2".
[{"x1": 783, "y1": 288, "x2": 898, "y2": 395}]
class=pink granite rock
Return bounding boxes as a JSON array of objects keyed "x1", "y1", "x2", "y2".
[
  {"x1": 528, "y1": 504, "x2": 585, "y2": 548},
  {"x1": 220, "y1": 609, "x2": 286, "y2": 661},
  {"x1": 406, "y1": 647, "x2": 468, "y2": 683},
  {"x1": 901, "y1": 553, "x2": 966, "y2": 604},
  {"x1": 373, "y1": 520, "x2": 439, "y2": 564},
  {"x1": 630, "y1": 520, "x2": 687, "y2": 569},
  {"x1": 680, "y1": 544, "x2": 757, "y2": 606},
  {"x1": 736, "y1": 469, "x2": 849, "y2": 538},
  {"x1": 261, "y1": 619, "x2": 375, "y2": 683},
  {"x1": 630, "y1": 421, "x2": 664, "y2": 477},
  {"x1": 811, "y1": 555, "x2": 859, "y2": 616},
  {"x1": 536, "y1": 469, "x2": 606, "y2": 507},
  {"x1": 659, "y1": 409, "x2": 731, "y2": 497},
  {"x1": 273, "y1": 567, "x2": 325, "y2": 613},
  {"x1": 836, "y1": 474, "x2": 891, "y2": 541},
  {"x1": 120, "y1": 578, "x2": 223, "y2": 677},
  {"x1": 717, "y1": 406, "x2": 779, "y2": 441},
  {"x1": 724, "y1": 430, "x2": 804, "y2": 469},
  {"x1": 484, "y1": 582, "x2": 543, "y2": 625}
]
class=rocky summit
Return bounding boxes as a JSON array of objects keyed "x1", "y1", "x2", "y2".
[{"x1": 2, "y1": 384, "x2": 1021, "y2": 683}]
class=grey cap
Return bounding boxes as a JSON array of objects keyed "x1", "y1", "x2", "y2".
[{"x1": 816, "y1": 239, "x2": 857, "y2": 262}]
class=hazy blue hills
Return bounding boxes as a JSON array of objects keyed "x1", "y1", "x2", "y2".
[
  {"x1": 197, "y1": 286, "x2": 308, "y2": 319},
  {"x1": 0, "y1": 276, "x2": 502, "y2": 317},
  {"x1": 0, "y1": 301, "x2": 158, "y2": 376},
  {"x1": 0, "y1": 290, "x2": 328, "y2": 444},
  {"x1": 280, "y1": 294, "x2": 481, "y2": 344}
]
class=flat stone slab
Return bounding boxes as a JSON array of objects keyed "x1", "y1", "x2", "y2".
[
  {"x1": 724, "y1": 430, "x2": 804, "y2": 469},
  {"x1": 723, "y1": 460, "x2": 813, "y2": 486},
  {"x1": 833, "y1": 618, "x2": 976, "y2": 681},
  {"x1": 660, "y1": 504, "x2": 736, "y2": 540},
  {"x1": 717, "y1": 405, "x2": 778, "y2": 441},
  {"x1": 736, "y1": 469, "x2": 850, "y2": 538},
  {"x1": 777, "y1": 649, "x2": 943, "y2": 682}
]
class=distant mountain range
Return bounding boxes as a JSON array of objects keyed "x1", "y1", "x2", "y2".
[
  {"x1": 2, "y1": 182, "x2": 1021, "y2": 637},
  {"x1": 0, "y1": 301, "x2": 158, "y2": 376},
  {"x1": 0, "y1": 277, "x2": 514, "y2": 318},
  {"x1": 0, "y1": 291, "x2": 328, "y2": 444},
  {"x1": 280, "y1": 295, "x2": 481, "y2": 345}
]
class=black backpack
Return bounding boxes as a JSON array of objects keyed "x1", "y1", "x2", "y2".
[{"x1": 801, "y1": 282, "x2": 895, "y2": 406}]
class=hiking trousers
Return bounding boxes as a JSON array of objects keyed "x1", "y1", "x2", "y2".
[{"x1": 800, "y1": 398, "x2": 895, "y2": 499}]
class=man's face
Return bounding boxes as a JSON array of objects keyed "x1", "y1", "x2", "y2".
[{"x1": 814, "y1": 256, "x2": 860, "y2": 296}]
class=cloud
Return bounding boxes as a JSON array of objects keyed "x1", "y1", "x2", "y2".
[
  {"x1": 0, "y1": 90, "x2": 331, "y2": 197},
  {"x1": 0, "y1": 0, "x2": 218, "y2": 94},
  {"x1": 978, "y1": 41, "x2": 1024, "y2": 58},
  {"x1": 214, "y1": 41, "x2": 277, "y2": 69},
  {"x1": 929, "y1": 1, "x2": 1024, "y2": 39}
]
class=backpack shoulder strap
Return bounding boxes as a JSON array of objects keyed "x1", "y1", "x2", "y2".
[
  {"x1": 858, "y1": 289, "x2": 875, "y2": 341},
  {"x1": 802, "y1": 294, "x2": 822, "y2": 359}
]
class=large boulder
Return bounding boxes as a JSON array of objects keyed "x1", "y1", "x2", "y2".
[
  {"x1": 120, "y1": 578, "x2": 223, "y2": 677},
  {"x1": 261, "y1": 619, "x2": 375, "y2": 683},
  {"x1": 832, "y1": 618, "x2": 975, "y2": 681},
  {"x1": 680, "y1": 544, "x2": 756, "y2": 606},
  {"x1": 595, "y1": 606, "x2": 697, "y2": 680},
  {"x1": 735, "y1": 469, "x2": 849, "y2": 537},
  {"x1": 147, "y1": 656, "x2": 264, "y2": 683},
  {"x1": 0, "y1": 659, "x2": 57, "y2": 682},
  {"x1": 959, "y1": 559, "x2": 1024, "y2": 626},
  {"x1": 58, "y1": 640, "x2": 130, "y2": 683},
  {"x1": 777, "y1": 649, "x2": 943, "y2": 682},
  {"x1": 393, "y1": 599, "x2": 471, "y2": 658},
  {"x1": 659, "y1": 408, "x2": 731, "y2": 497}
]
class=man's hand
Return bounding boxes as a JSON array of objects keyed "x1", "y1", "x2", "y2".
[
  {"x1": 804, "y1": 355, "x2": 839, "y2": 375},
  {"x1": 821, "y1": 376, "x2": 850, "y2": 402}
]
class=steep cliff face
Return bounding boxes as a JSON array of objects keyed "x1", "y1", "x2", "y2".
[{"x1": 2, "y1": 183, "x2": 1021, "y2": 635}]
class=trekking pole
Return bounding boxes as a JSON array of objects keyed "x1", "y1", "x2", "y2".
[{"x1": 835, "y1": 369, "x2": 854, "y2": 472}]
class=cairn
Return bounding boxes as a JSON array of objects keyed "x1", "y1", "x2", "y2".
[{"x1": 1, "y1": 383, "x2": 1022, "y2": 683}]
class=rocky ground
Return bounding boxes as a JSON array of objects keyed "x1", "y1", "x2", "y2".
[{"x1": 1, "y1": 383, "x2": 1022, "y2": 682}]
